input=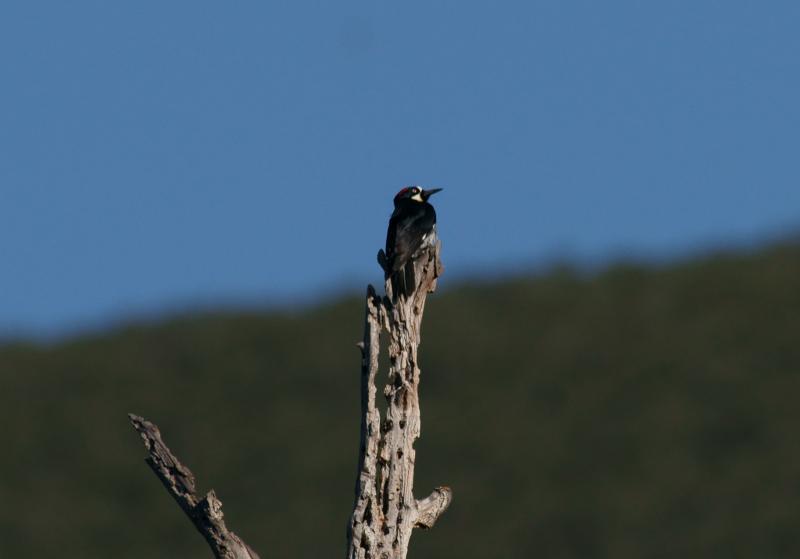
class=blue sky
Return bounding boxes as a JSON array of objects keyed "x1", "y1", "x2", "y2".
[{"x1": 1, "y1": 1, "x2": 799, "y2": 338}]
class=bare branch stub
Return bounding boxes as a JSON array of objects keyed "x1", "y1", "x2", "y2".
[
  {"x1": 415, "y1": 487, "x2": 453, "y2": 530},
  {"x1": 347, "y1": 240, "x2": 450, "y2": 559},
  {"x1": 129, "y1": 414, "x2": 260, "y2": 559}
]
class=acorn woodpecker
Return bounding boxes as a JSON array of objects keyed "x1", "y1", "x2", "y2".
[{"x1": 384, "y1": 186, "x2": 442, "y2": 298}]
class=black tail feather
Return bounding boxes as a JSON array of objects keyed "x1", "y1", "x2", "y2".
[
  {"x1": 390, "y1": 264, "x2": 417, "y2": 299},
  {"x1": 404, "y1": 264, "x2": 416, "y2": 297}
]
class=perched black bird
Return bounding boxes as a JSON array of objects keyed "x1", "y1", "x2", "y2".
[{"x1": 384, "y1": 186, "x2": 442, "y2": 298}]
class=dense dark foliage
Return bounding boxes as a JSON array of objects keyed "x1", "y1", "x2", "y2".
[{"x1": 1, "y1": 242, "x2": 799, "y2": 558}]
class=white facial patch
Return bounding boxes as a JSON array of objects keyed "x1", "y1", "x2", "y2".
[{"x1": 411, "y1": 192, "x2": 424, "y2": 202}]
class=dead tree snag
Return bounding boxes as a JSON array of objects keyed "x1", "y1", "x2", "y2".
[
  {"x1": 347, "y1": 239, "x2": 452, "y2": 559},
  {"x1": 127, "y1": 226, "x2": 449, "y2": 559}
]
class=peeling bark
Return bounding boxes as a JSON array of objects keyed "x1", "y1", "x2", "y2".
[{"x1": 347, "y1": 239, "x2": 451, "y2": 559}]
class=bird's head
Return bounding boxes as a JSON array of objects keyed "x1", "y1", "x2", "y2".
[{"x1": 393, "y1": 186, "x2": 443, "y2": 205}]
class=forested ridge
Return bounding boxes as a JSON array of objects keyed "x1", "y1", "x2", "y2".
[{"x1": 2, "y1": 241, "x2": 798, "y2": 558}]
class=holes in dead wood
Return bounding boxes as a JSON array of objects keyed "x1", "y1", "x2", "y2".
[
  {"x1": 399, "y1": 419, "x2": 406, "y2": 429},
  {"x1": 394, "y1": 387, "x2": 406, "y2": 407},
  {"x1": 363, "y1": 500, "x2": 373, "y2": 526},
  {"x1": 381, "y1": 419, "x2": 393, "y2": 433},
  {"x1": 396, "y1": 449, "x2": 403, "y2": 459}
]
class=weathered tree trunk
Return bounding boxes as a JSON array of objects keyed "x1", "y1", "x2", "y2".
[
  {"x1": 128, "y1": 237, "x2": 449, "y2": 559},
  {"x1": 347, "y1": 240, "x2": 452, "y2": 559},
  {"x1": 129, "y1": 414, "x2": 260, "y2": 559}
]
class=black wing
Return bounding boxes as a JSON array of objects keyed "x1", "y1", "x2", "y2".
[{"x1": 385, "y1": 202, "x2": 436, "y2": 272}]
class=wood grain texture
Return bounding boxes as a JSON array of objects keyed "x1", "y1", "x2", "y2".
[
  {"x1": 129, "y1": 414, "x2": 260, "y2": 559},
  {"x1": 348, "y1": 239, "x2": 451, "y2": 559}
]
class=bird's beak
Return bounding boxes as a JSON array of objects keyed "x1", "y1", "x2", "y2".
[{"x1": 422, "y1": 188, "x2": 443, "y2": 200}]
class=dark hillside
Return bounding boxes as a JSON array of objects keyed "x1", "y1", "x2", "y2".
[{"x1": 1, "y1": 242, "x2": 799, "y2": 558}]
